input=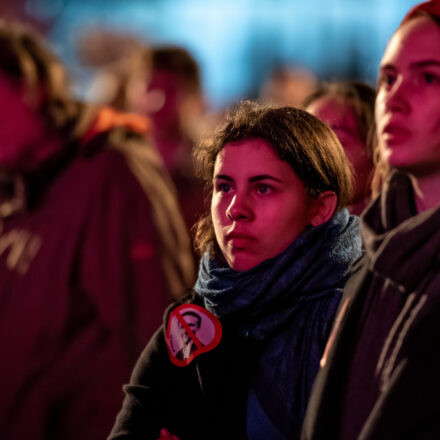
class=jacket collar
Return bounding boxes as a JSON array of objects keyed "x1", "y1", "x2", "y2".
[{"x1": 361, "y1": 170, "x2": 440, "y2": 291}]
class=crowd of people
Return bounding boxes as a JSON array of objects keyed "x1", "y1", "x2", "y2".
[{"x1": 1, "y1": 0, "x2": 440, "y2": 439}]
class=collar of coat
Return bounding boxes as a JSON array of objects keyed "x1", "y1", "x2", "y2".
[{"x1": 361, "y1": 170, "x2": 440, "y2": 292}]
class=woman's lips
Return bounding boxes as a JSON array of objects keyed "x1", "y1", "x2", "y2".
[
  {"x1": 225, "y1": 232, "x2": 256, "y2": 247},
  {"x1": 382, "y1": 123, "x2": 411, "y2": 143}
]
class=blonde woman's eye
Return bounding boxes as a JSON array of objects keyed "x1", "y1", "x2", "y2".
[
  {"x1": 217, "y1": 182, "x2": 231, "y2": 193},
  {"x1": 422, "y1": 72, "x2": 440, "y2": 84},
  {"x1": 378, "y1": 72, "x2": 395, "y2": 89},
  {"x1": 256, "y1": 184, "x2": 271, "y2": 194}
]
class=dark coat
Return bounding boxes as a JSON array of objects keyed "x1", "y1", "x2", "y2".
[
  {"x1": 0, "y1": 109, "x2": 193, "y2": 440},
  {"x1": 108, "y1": 296, "x2": 263, "y2": 440},
  {"x1": 302, "y1": 172, "x2": 440, "y2": 440},
  {"x1": 110, "y1": 209, "x2": 361, "y2": 440}
]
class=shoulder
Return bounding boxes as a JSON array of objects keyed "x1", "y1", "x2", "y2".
[
  {"x1": 71, "y1": 106, "x2": 168, "y2": 198},
  {"x1": 131, "y1": 295, "x2": 201, "y2": 376},
  {"x1": 62, "y1": 130, "x2": 164, "y2": 215},
  {"x1": 162, "y1": 293, "x2": 203, "y2": 323}
]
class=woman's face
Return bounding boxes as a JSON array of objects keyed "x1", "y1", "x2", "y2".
[
  {"x1": 376, "y1": 16, "x2": 440, "y2": 175},
  {"x1": 307, "y1": 95, "x2": 372, "y2": 201},
  {"x1": 211, "y1": 138, "x2": 315, "y2": 271},
  {"x1": 0, "y1": 73, "x2": 54, "y2": 171}
]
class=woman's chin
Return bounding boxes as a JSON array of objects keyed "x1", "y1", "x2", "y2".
[{"x1": 227, "y1": 254, "x2": 260, "y2": 272}]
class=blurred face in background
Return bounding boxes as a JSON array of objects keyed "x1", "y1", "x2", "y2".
[
  {"x1": 307, "y1": 95, "x2": 373, "y2": 202},
  {"x1": 132, "y1": 68, "x2": 203, "y2": 171},
  {"x1": 211, "y1": 138, "x2": 317, "y2": 271},
  {"x1": 142, "y1": 69, "x2": 181, "y2": 131},
  {"x1": 0, "y1": 73, "x2": 60, "y2": 172},
  {"x1": 376, "y1": 16, "x2": 440, "y2": 176},
  {"x1": 0, "y1": 74, "x2": 48, "y2": 170}
]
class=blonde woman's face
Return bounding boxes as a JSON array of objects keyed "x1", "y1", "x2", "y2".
[{"x1": 376, "y1": 16, "x2": 440, "y2": 175}]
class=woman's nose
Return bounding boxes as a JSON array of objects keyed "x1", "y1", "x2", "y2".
[
  {"x1": 384, "y1": 77, "x2": 410, "y2": 115},
  {"x1": 225, "y1": 194, "x2": 253, "y2": 221}
]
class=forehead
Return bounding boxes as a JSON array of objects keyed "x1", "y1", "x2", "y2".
[
  {"x1": 308, "y1": 95, "x2": 358, "y2": 128},
  {"x1": 214, "y1": 138, "x2": 285, "y2": 173},
  {"x1": 381, "y1": 16, "x2": 440, "y2": 67}
]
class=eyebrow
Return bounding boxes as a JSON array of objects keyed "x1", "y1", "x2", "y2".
[
  {"x1": 380, "y1": 59, "x2": 440, "y2": 71},
  {"x1": 214, "y1": 174, "x2": 283, "y2": 183},
  {"x1": 411, "y1": 60, "x2": 440, "y2": 69}
]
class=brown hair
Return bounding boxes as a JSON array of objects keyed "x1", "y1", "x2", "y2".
[
  {"x1": 0, "y1": 20, "x2": 79, "y2": 132},
  {"x1": 152, "y1": 46, "x2": 201, "y2": 95},
  {"x1": 193, "y1": 100, "x2": 353, "y2": 256},
  {"x1": 371, "y1": 9, "x2": 440, "y2": 196},
  {"x1": 105, "y1": 45, "x2": 201, "y2": 111}
]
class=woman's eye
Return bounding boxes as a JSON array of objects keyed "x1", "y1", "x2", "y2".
[
  {"x1": 256, "y1": 184, "x2": 271, "y2": 194},
  {"x1": 421, "y1": 72, "x2": 440, "y2": 84},
  {"x1": 217, "y1": 182, "x2": 231, "y2": 193},
  {"x1": 378, "y1": 72, "x2": 395, "y2": 88}
]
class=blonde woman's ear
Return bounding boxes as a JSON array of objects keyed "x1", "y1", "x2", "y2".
[{"x1": 309, "y1": 191, "x2": 338, "y2": 227}]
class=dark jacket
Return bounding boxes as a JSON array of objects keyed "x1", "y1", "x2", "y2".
[
  {"x1": 109, "y1": 295, "x2": 263, "y2": 440},
  {"x1": 302, "y1": 171, "x2": 440, "y2": 440},
  {"x1": 109, "y1": 209, "x2": 362, "y2": 440},
  {"x1": 0, "y1": 108, "x2": 194, "y2": 440}
]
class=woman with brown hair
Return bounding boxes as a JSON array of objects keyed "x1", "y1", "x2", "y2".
[{"x1": 109, "y1": 101, "x2": 361, "y2": 440}]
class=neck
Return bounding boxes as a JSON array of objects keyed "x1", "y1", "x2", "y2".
[
  {"x1": 411, "y1": 172, "x2": 440, "y2": 212},
  {"x1": 349, "y1": 197, "x2": 369, "y2": 216},
  {"x1": 152, "y1": 128, "x2": 188, "y2": 173}
]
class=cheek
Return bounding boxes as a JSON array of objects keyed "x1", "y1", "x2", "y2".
[
  {"x1": 210, "y1": 196, "x2": 225, "y2": 234},
  {"x1": 345, "y1": 141, "x2": 371, "y2": 169},
  {"x1": 413, "y1": 108, "x2": 440, "y2": 145},
  {"x1": 259, "y1": 208, "x2": 308, "y2": 256},
  {"x1": 426, "y1": 118, "x2": 440, "y2": 152},
  {"x1": 266, "y1": 197, "x2": 308, "y2": 233},
  {"x1": 427, "y1": 102, "x2": 440, "y2": 130},
  {"x1": 375, "y1": 94, "x2": 386, "y2": 127},
  {"x1": 433, "y1": 116, "x2": 440, "y2": 136}
]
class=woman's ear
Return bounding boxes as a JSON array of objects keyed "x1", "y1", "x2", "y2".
[{"x1": 309, "y1": 191, "x2": 338, "y2": 227}]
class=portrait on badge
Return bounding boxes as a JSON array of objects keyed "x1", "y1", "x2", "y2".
[{"x1": 166, "y1": 304, "x2": 222, "y2": 366}]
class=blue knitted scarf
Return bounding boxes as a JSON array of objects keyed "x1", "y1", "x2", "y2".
[{"x1": 194, "y1": 209, "x2": 361, "y2": 439}]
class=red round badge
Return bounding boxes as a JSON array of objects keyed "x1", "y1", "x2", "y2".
[{"x1": 165, "y1": 304, "x2": 222, "y2": 367}]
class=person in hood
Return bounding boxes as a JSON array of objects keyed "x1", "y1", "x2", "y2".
[
  {"x1": 0, "y1": 20, "x2": 194, "y2": 440},
  {"x1": 302, "y1": 1, "x2": 440, "y2": 439},
  {"x1": 108, "y1": 101, "x2": 362, "y2": 440}
]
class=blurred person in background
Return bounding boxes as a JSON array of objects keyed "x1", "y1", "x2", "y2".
[
  {"x1": 0, "y1": 20, "x2": 194, "y2": 440},
  {"x1": 87, "y1": 44, "x2": 206, "y2": 239},
  {"x1": 135, "y1": 47, "x2": 205, "y2": 174},
  {"x1": 302, "y1": 1, "x2": 440, "y2": 438},
  {"x1": 304, "y1": 81, "x2": 376, "y2": 215},
  {"x1": 259, "y1": 65, "x2": 318, "y2": 108}
]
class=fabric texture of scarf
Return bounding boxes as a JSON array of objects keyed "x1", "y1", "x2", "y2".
[
  {"x1": 194, "y1": 208, "x2": 361, "y2": 341},
  {"x1": 194, "y1": 208, "x2": 361, "y2": 439}
]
